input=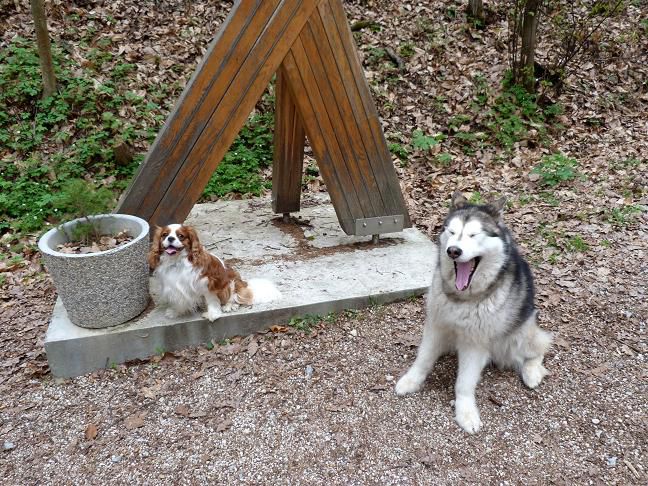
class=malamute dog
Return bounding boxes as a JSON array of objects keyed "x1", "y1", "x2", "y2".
[{"x1": 395, "y1": 192, "x2": 552, "y2": 433}]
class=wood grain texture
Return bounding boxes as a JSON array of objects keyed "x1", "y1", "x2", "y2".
[
  {"x1": 324, "y1": 0, "x2": 411, "y2": 227},
  {"x1": 116, "y1": 0, "x2": 411, "y2": 235},
  {"x1": 272, "y1": 67, "x2": 305, "y2": 214},
  {"x1": 117, "y1": 0, "x2": 319, "y2": 225}
]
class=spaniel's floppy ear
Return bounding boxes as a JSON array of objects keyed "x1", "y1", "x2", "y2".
[
  {"x1": 184, "y1": 225, "x2": 205, "y2": 265},
  {"x1": 148, "y1": 225, "x2": 164, "y2": 269}
]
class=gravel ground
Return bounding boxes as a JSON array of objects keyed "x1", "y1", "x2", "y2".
[{"x1": 1, "y1": 287, "x2": 645, "y2": 484}]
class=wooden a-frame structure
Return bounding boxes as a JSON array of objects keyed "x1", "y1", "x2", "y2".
[{"x1": 117, "y1": 0, "x2": 411, "y2": 236}]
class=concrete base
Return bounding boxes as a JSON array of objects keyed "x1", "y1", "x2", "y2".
[{"x1": 45, "y1": 195, "x2": 436, "y2": 377}]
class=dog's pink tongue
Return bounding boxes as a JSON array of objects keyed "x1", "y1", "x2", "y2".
[
  {"x1": 455, "y1": 261, "x2": 473, "y2": 291},
  {"x1": 165, "y1": 248, "x2": 177, "y2": 255}
]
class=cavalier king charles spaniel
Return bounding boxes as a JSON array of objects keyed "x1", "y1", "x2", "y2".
[{"x1": 148, "y1": 224, "x2": 281, "y2": 321}]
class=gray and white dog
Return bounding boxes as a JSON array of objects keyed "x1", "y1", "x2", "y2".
[{"x1": 395, "y1": 192, "x2": 552, "y2": 433}]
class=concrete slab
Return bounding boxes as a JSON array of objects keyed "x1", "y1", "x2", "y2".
[{"x1": 45, "y1": 195, "x2": 436, "y2": 377}]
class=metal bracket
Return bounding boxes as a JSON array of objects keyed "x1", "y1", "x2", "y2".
[{"x1": 354, "y1": 215, "x2": 404, "y2": 236}]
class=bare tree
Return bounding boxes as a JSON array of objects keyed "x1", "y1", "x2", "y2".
[
  {"x1": 508, "y1": 0, "x2": 623, "y2": 97},
  {"x1": 508, "y1": 0, "x2": 544, "y2": 93},
  {"x1": 30, "y1": 0, "x2": 56, "y2": 99},
  {"x1": 519, "y1": 0, "x2": 541, "y2": 92},
  {"x1": 468, "y1": 0, "x2": 485, "y2": 24}
]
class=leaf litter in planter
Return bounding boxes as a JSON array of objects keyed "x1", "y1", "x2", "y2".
[{"x1": 56, "y1": 229, "x2": 133, "y2": 254}]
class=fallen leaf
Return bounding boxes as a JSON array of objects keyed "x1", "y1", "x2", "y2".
[
  {"x1": 141, "y1": 384, "x2": 161, "y2": 399},
  {"x1": 175, "y1": 405, "x2": 190, "y2": 417},
  {"x1": 247, "y1": 339, "x2": 259, "y2": 357},
  {"x1": 124, "y1": 412, "x2": 146, "y2": 430},
  {"x1": 85, "y1": 423, "x2": 98, "y2": 440},
  {"x1": 269, "y1": 325, "x2": 288, "y2": 333}
]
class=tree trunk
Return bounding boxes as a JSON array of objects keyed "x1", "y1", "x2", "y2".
[
  {"x1": 469, "y1": 0, "x2": 485, "y2": 23},
  {"x1": 519, "y1": 0, "x2": 541, "y2": 92},
  {"x1": 30, "y1": 0, "x2": 57, "y2": 99}
]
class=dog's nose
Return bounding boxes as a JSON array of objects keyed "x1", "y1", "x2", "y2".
[
  {"x1": 447, "y1": 246, "x2": 462, "y2": 259},
  {"x1": 167, "y1": 236, "x2": 175, "y2": 243}
]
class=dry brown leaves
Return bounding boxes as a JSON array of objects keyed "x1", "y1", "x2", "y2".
[{"x1": 55, "y1": 230, "x2": 133, "y2": 254}]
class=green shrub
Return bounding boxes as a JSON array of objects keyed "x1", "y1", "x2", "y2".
[
  {"x1": 531, "y1": 153, "x2": 580, "y2": 187},
  {"x1": 202, "y1": 112, "x2": 274, "y2": 198}
]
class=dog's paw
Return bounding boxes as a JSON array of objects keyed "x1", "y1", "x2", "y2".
[
  {"x1": 395, "y1": 373, "x2": 423, "y2": 396},
  {"x1": 222, "y1": 302, "x2": 239, "y2": 313},
  {"x1": 455, "y1": 404, "x2": 482, "y2": 434},
  {"x1": 201, "y1": 309, "x2": 222, "y2": 322},
  {"x1": 522, "y1": 362, "x2": 548, "y2": 389},
  {"x1": 165, "y1": 308, "x2": 180, "y2": 319}
]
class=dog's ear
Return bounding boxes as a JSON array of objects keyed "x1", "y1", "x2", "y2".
[
  {"x1": 148, "y1": 225, "x2": 163, "y2": 269},
  {"x1": 450, "y1": 191, "x2": 468, "y2": 210},
  {"x1": 486, "y1": 197, "x2": 507, "y2": 219},
  {"x1": 184, "y1": 226, "x2": 204, "y2": 265}
]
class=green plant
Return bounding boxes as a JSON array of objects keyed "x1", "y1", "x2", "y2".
[
  {"x1": 399, "y1": 42, "x2": 415, "y2": 58},
  {"x1": 288, "y1": 313, "x2": 335, "y2": 332},
  {"x1": 0, "y1": 274, "x2": 6, "y2": 286},
  {"x1": 531, "y1": 153, "x2": 579, "y2": 187},
  {"x1": 566, "y1": 235, "x2": 590, "y2": 252},
  {"x1": 539, "y1": 224, "x2": 560, "y2": 249},
  {"x1": 9, "y1": 255, "x2": 24, "y2": 265},
  {"x1": 0, "y1": 37, "x2": 167, "y2": 234},
  {"x1": 468, "y1": 192, "x2": 484, "y2": 204},
  {"x1": 389, "y1": 142, "x2": 409, "y2": 160},
  {"x1": 412, "y1": 130, "x2": 444, "y2": 151},
  {"x1": 50, "y1": 179, "x2": 115, "y2": 244},
  {"x1": 435, "y1": 152, "x2": 453, "y2": 167},
  {"x1": 518, "y1": 194, "x2": 533, "y2": 205},
  {"x1": 606, "y1": 205, "x2": 642, "y2": 227},
  {"x1": 539, "y1": 191, "x2": 560, "y2": 206},
  {"x1": 202, "y1": 112, "x2": 274, "y2": 198},
  {"x1": 366, "y1": 47, "x2": 387, "y2": 65}
]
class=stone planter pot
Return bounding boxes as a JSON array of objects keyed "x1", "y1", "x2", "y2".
[{"x1": 38, "y1": 214, "x2": 150, "y2": 328}]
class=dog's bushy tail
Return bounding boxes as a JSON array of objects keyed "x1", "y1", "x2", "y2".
[{"x1": 247, "y1": 278, "x2": 282, "y2": 304}]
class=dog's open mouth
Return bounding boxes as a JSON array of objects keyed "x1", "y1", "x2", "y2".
[
  {"x1": 454, "y1": 257, "x2": 480, "y2": 291},
  {"x1": 165, "y1": 247, "x2": 179, "y2": 255}
]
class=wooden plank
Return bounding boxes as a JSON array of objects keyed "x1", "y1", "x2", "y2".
[
  {"x1": 280, "y1": 50, "x2": 354, "y2": 233},
  {"x1": 271, "y1": 67, "x2": 305, "y2": 214},
  {"x1": 298, "y1": 20, "x2": 379, "y2": 217},
  {"x1": 304, "y1": 9, "x2": 385, "y2": 215},
  {"x1": 288, "y1": 36, "x2": 373, "y2": 230},
  {"x1": 325, "y1": 0, "x2": 411, "y2": 227},
  {"x1": 117, "y1": 0, "x2": 276, "y2": 220},
  {"x1": 152, "y1": 0, "x2": 321, "y2": 226},
  {"x1": 315, "y1": 1, "x2": 395, "y2": 214}
]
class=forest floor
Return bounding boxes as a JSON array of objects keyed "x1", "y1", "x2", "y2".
[{"x1": 1, "y1": 0, "x2": 646, "y2": 484}]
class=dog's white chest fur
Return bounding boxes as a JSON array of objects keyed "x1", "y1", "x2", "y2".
[
  {"x1": 428, "y1": 275, "x2": 513, "y2": 342},
  {"x1": 152, "y1": 255, "x2": 207, "y2": 313}
]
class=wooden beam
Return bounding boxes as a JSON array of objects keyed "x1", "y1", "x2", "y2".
[
  {"x1": 271, "y1": 67, "x2": 305, "y2": 214},
  {"x1": 117, "y1": 0, "x2": 319, "y2": 226}
]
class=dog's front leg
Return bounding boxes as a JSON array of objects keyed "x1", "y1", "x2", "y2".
[
  {"x1": 202, "y1": 291, "x2": 223, "y2": 322},
  {"x1": 454, "y1": 346, "x2": 489, "y2": 434},
  {"x1": 395, "y1": 324, "x2": 448, "y2": 395}
]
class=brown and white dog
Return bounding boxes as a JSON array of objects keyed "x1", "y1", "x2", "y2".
[{"x1": 148, "y1": 224, "x2": 281, "y2": 321}]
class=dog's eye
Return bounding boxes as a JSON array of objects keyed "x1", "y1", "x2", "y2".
[
  {"x1": 468, "y1": 233, "x2": 478, "y2": 238},
  {"x1": 448, "y1": 229, "x2": 455, "y2": 235},
  {"x1": 161, "y1": 232, "x2": 169, "y2": 237},
  {"x1": 178, "y1": 234, "x2": 185, "y2": 240}
]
